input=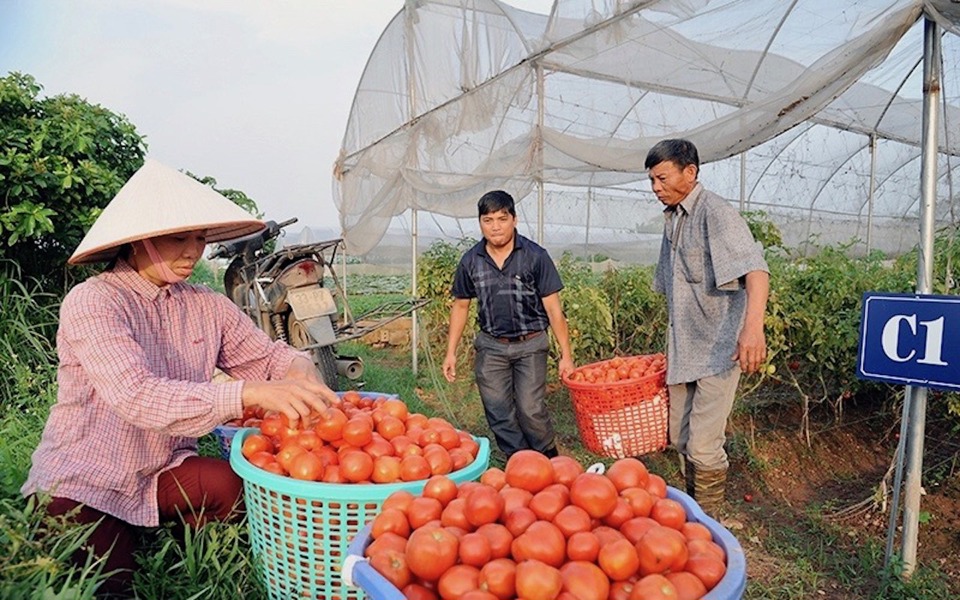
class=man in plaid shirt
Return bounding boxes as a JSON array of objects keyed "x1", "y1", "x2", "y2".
[{"x1": 646, "y1": 139, "x2": 770, "y2": 514}]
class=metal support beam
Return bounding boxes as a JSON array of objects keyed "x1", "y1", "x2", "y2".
[{"x1": 899, "y1": 17, "x2": 940, "y2": 578}]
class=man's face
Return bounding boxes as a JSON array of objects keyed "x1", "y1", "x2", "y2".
[
  {"x1": 648, "y1": 160, "x2": 697, "y2": 207},
  {"x1": 479, "y1": 209, "x2": 517, "y2": 249}
]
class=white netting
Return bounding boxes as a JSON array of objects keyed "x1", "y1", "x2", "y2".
[{"x1": 335, "y1": 0, "x2": 960, "y2": 261}]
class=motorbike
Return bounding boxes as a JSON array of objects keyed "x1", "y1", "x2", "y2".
[{"x1": 209, "y1": 218, "x2": 427, "y2": 390}]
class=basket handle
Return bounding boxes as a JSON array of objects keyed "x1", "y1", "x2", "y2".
[
  {"x1": 586, "y1": 462, "x2": 605, "y2": 475},
  {"x1": 341, "y1": 554, "x2": 365, "y2": 587}
]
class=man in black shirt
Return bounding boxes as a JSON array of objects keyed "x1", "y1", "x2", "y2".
[{"x1": 442, "y1": 190, "x2": 575, "y2": 458}]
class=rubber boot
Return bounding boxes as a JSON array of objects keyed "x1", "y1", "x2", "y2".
[{"x1": 694, "y1": 468, "x2": 727, "y2": 514}]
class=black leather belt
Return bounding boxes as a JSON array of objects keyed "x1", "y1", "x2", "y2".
[{"x1": 493, "y1": 330, "x2": 544, "y2": 343}]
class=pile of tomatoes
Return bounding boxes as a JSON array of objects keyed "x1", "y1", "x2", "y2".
[
  {"x1": 566, "y1": 354, "x2": 667, "y2": 385},
  {"x1": 363, "y1": 452, "x2": 727, "y2": 600},
  {"x1": 238, "y1": 391, "x2": 481, "y2": 484}
]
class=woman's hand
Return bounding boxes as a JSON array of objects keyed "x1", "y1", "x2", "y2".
[{"x1": 241, "y1": 363, "x2": 338, "y2": 425}]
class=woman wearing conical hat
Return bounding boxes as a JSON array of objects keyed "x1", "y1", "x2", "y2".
[{"x1": 21, "y1": 159, "x2": 338, "y2": 597}]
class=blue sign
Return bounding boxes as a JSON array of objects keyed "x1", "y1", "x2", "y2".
[{"x1": 858, "y1": 292, "x2": 960, "y2": 391}]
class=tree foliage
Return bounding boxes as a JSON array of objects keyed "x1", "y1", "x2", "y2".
[{"x1": 0, "y1": 72, "x2": 146, "y2": 289}]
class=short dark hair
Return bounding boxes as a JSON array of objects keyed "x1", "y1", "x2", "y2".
[
  {"x1": 644, "y1": 139, "x2": 700, "y2": 174},
  {"x1": 478, "y1": 190, "x2": 516, "y2": 217}
]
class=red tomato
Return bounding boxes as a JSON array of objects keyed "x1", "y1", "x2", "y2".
[
  {"x1": 569, "y1": 473, "x2": 619, "y2": 519},
  {"x1": 406, "y1": 496, "x2": 444, "y2": 530},
  {"x1": 597, "y1": 538, "x2": 640, "y2": 581},
  {"x1": 605, "y1": 458, "x2": 650, "y2": 491},
  {"x1": 511, "y1": 521, "x2": 566, "y2": 568},
  {"x1": 478, "y1": 558, "x2": 517, "y2": 600},
  {"x1": 645, "y1": 474, "x2": 668, "y2": 499},
  {"x1": 458, "y1": 532, "x2": 492, "y2": 567},
  {"x1": 480, "y1": 467, "x2": 507, "y2": 490},
  {"x1": 339, "y1": 450, "x2": 374, "y2": 482},
  {"x1": 381, "y1": 399, "x2": 409, "y2": 421},
  {"x1": 629, "y1": 574, "x2": 679, "y2": 600},
  {"x1": 636, "y1": 526, "x2": 688, "y2": 576},
  {"x1": 475, "y1": 523, "x2": 513, "y2": 560},
  {"x1": 503, "y1": 506, "x2": 537, "y2": 538},
  {"x1": 287, "y1": 450, "x2": 325, "y2": 481},
  {"x1": 400, "y1": 454, "x2": 432, "y2": 482},
  {"x1": 437, "y1": 564, "x2": 480, "y2": 600},
  {"x1": 515, "y1": 559, "x2": 562, "y2": 600},
  {"x1": 504, "y1": 450, "x2": 555, "y2": 493},
  {"x1": 529, "y1": 489, "x2": 569, "y2": 522},
  {"x1": 566, "y1": 531, "x2": 601, "y2": 562},
  {"x1": 314, "y1": 407, "x2": 348, "y2": 442},
  {"x1": 342, "y1": 417, "x2": 374, "y2": 447},
  {"x1": 620, "y1": 487, "x2": 655, "y2": 518},
  {"x1": 684, "y1": 553, "x2": 726, "y2": 590},
  {"x1": 423, "y1": 446, "x2": 454, "y2": 476},
  {"x1": 371, "y1": 507, "x2": 410, "y2": 539},
  {"x1": 365, "y1": 531, "x2": 407, "y2": 557},
  {"x1": 377, "y1": 415, "x2": 406, "y2": 441},
  {"x1": 440, "y1": 497, "x2": 472, "y2": 530},
  {"x1": 465, "y1": 485, "x2": 506, "y2": 527},
  {"x1": 368, "y1": 549, "x2": 411, "y2": 590},
  {"x1": 650, "y1": 498, "x2": 686, "y2": 530},
  {"x1": 549, "y1": 455, "x2": 585, "y2": 487},
  {"x1": 423, "y1": 475, "x2": 459, "y2": 506},
  {"x1": 381, "y1": 490, "x2": 415, "y2": 513},
  {"x1": 559, "y1": 561, "x2": 610, "y2": 600},
  {"x1": 371, "y1": 455, "x2": 402, "y2": 483},
  {"x1": 405, "y1": 526, "x2": 459, "y2": 582},
  {"x1": 241, "y1": 433, "x2": 273, "y2": 459},
  {"x1": 665, "y1": 571, "x2": 707, "y2": 600},
  {"x1": 401, "y1": 583, "x2": 439, "y2": 600},
  {"x1": 552, "y1": 504, "x2": 592, "y2": 538}
]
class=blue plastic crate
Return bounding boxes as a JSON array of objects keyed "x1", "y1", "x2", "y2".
[{"x1": 343, "y1": 486, "x2": 746, "y2": 600}]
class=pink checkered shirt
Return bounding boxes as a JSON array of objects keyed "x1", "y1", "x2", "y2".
[{"x1": 21, "y1": 260, "x2": 305, "y2": 526}]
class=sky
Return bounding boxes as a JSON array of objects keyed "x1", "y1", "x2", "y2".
[{"x1": 1, "y1": 0, "x2": 553, "y2": 234}]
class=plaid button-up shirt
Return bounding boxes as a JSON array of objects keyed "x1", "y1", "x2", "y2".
[
  {"x1": 654, "y1": 184, "x2": 769, "y2": 385},
  {"x1": 21, "y1": 260, "x2": 304, "y2": 526}
]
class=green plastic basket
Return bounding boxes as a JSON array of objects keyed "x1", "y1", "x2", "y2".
[{"x1": 230, "y1": 427, "x2": 490, "y2": 600}]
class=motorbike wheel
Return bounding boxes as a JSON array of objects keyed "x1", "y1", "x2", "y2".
[{"x1": 313, "y1": 345, "x2": 339, "y2": 392}]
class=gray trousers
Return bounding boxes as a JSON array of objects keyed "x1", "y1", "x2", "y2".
[
  {"x1": 474, "y1": 331, "x2": 556, "y2": 457},
  {"x1": 668, "y1": 365, "x2": 741, "y2": 471}
]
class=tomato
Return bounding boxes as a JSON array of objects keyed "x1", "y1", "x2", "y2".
[
  {"x1": 515, "y1": 559, "x2": 562, "y2": 600},
  {"x1": 287, "y1": 450, "x2": 325, "y2": 481},
  {"x1": 570, "y1": 473, "x2": 619, "y2": 519},
  {"x1": 475, "y1": 523, "x2": 513, "y2": 560},
  {"x1": 405, "y1": 526, "x2": 459, "y2": 582},
  {"x1": 609, "y1": 581, "x2": 634, "y2": 600},
  {"x1": 665, "y1": 571, "x2": 707, "y2": 600},
  {"x1": 377, "y1": 415, "x2": 406, "y2": 441},
  {"x1": 382, "y1": 490, "x2": 415, "y2": 513},
  {"x1": 364, "y1": 436, "x2": 396, "y2": 459},
  {"x1": 597, "y1": 538, "x2": 640, "y2": 581},
  {"x1": 559, "y1": 561, "x2": 610, "y2": 600},
  {"x1": 502, "y1": 506, "x2": 537, "y2": 538},
  {"x1": 342, "y1": 417, "x2": 374, "y2": 447},
  {"x1": 365, "y1": 531, "x2": 407, "y2": 557},
  {"x1": 423, "y1": 475, "x2": 459, "y2": 506},
  {"x1": 504, "y1": 450, "x2": 555, "y2": 493},
  {"x1": 437, "y1": 427, "x2": 461, "y2": 450},
  {"x1": 407, "y1": 496, "x2": 444, "y2": 530},
  {"x1": 402, "y1": 583, "x2": 439, "y2": 600},
  {"x1": 459, "y1": 436, "x2": 481, "y2": 459},
  {"x1": 322, "y1": 464, "x2": 346, "y2": 482},
  {"x1": 440, "y1": 497, "x2": 472, "y2": 530},
  {"x1": 480, "y1": 467, "x2": 507, "y2": 490},
  {"x1": 566, "y1": 531, "x2": 601, "y2": 562},
  {"x1": 592, "y1": 525, "x2": 626, "y2": 547},
  {"x1": 478, "y1": 558, "x2": 517, "y2": 600},
  {"x1": 314, "y1": 407, "x2": 348, "y2": 442},
  {"x1": 275, "y1": 443, "x2": 306, "y2": 473},
  {"x1": 369, "y1": 548, "x2": 411, "y2": 590},
  {"x1": 246, "y1": 450, "x2": 276, "y2": 470},
  {"x1": 645, "y1": 474, "x2": 668, "y2": 499},
  {"x1": 686, "y1": 538, "x2": 726, "y2": 562},
  {"x1": 549, "y1": 455, "x2": 584, "y2": 487},
  {"x1": 241, "y1": 433, "x2": 273, "y2": 459},
  {"x1": 381, "y1": 398, "x2": 409, "y2": 421},
  {"x1": 629, "y1": 574, "x2": 679, "y2": 600},
  {"x1": 291, "y1": 430, "x2": 323, "y2": 451},
  {"x1": 341, "y1": 390, "x2": 362, "y2": 405},
  {"x1": 262, "y1": 461, "x2": 286, "y2": 476},
  {"x1": 460, "y1": 591, "x2": 498, "y2": 600},
  {"x1": 423, "y1": 446, "x2": 454, "y2": 476},
  {"x1": 684, "y1": 553, "x2": 726, "y2": 590},
  {"x1": 529, "y1": 489, "x2": 569, "y2": 521},
  {"x1": 620, "y1": 487, "x2": 655, "y2": 518},
  {"x1": 500, "y1": 487, "x2": 534, "y2": 515},
  {"x1": 552, "y1": 504, "x2": 592, "y2": 538},
  {"x1": 400, "y1": 454, "x2": 432, "y2": 482},
  {"x1": 619, "y1": 516, "x2": 659, "y2": 544},
  {"x1": 437, "y1": 564, "x2": 480, "y2": 600},
  {"x1": 458, "y1": 532, "x2": 492, "y2": 567},
  {"x1": 371, "y1": 507, "x2": 410, "y2": 539},
  {"x1": 680, "y1": 522, "x2": 713, "y2": 542},
  {"x1": 650, "y1": 498, "x2": 686, "y2": 530},
  {"x1": 448, "y1": 448, "x2": 473, "y2": 471},
  {"x1": 371, "y1": 455, "x2": 402, "y2": 483},
  {"x1": 636, "y1": 526, "x2": 688, "y2": 576},
  {"x1": 605, "y1": 458, "x2": 650, "y2": 491},
  {"x1": 603, "y1": 497, "x2": 635, "y2": 529},
  {"x1": 511, "y1": 521, "x2": 566, "y2": 568},
  {"x1": 465, "y1": 485, "x2": 505, "y2": 527},
  {"x1": 339, "y1": 450, "x2": 374, "y2": 482}
]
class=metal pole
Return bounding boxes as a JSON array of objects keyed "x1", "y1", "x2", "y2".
[
  {"x1": 867, "y1": 134, "x2": 877, "y2": 253},
  {"x1": 884, "y1": 385, "x2": 911, "y2": 567},
  {"x1": 900, "y1": 17, "x2": 940, "y2": 578},
  {"x1": 739, "y1": 152, "x2": 747, "y2": 211},
  {"x1": 405, "y1": 1, "x2": 419, "y2": 377},
  {"x1": 585, "y1": 188, "x2": 592, "y2": 258},
  {"x1": 537, "y1": 63, "x2": 545, "y2": 245}
]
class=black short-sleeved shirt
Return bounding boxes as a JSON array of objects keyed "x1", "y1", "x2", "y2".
[{"x1": 451, "y1": 234, "x2": 564, "y2": 338}]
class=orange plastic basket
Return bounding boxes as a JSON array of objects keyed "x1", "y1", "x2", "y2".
[{"x1": 562, "y1": 354, "x2": 668, "y2": 458}]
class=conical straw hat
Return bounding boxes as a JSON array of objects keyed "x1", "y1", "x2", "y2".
[{"x1": 69, "y1": 159, "x2": 265, "y2": 264}]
